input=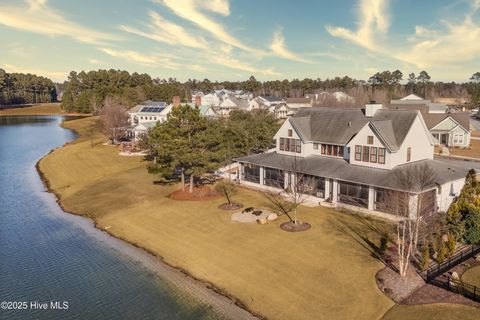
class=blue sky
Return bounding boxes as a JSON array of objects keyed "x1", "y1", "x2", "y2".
[{"x1": 0, "y1": 0, "x2": 479, "y2": 82}]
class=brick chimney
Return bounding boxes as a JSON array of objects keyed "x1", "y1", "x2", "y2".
[
  {"x1": 173, "y1": 96, "x2": 180, "y2": 107},
  {"x1": 195, "y1": 95, "x2": 202, "y2": 107}
]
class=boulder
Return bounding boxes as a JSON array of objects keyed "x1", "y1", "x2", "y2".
[
  {"x1": 451, "y1": 271, "x2": 460, "y2": 281},
  {"x1": 267, "y1": 213, "x2": 278, "y2": 221},
  {"x1": 257, "y1": 218, "x2": 267, "y2": 225}
]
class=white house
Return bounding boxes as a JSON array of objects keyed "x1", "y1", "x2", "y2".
[
  {"x1": 268, "y1": 103, "x2": 292, "y2": 119},
  {"x1": 390, "y1": 94, "x2": 448, "y2": 114},
  {"x1": 286, "y1": 97, "x2": 312, "y2": 110},
  {"x1": 235, "y1": 104, "x2": 476, "y2": 219},
  {"x1": 128, "y1": 100, "x2": 172, "y2": 141},
  {"x1": 201, "y1": 93, "x2": 221, "y2": 107},
  {"x1": 423, "y1": 113, "x2": 471, "y2": 147}
]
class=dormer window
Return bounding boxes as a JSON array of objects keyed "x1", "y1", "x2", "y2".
[
  {"x1": 367, "y1": 136, "x2": 374, "y2": 145},
  {"x1": 288, "y1": 129, "x2": 293, "y2": 137}
]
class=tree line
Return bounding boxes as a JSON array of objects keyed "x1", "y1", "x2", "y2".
[{"x1": 0, "y1": 69, "x2": 57, "y2": 106}]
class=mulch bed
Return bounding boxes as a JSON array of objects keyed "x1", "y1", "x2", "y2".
[
  {"x1": 280, "y1": 221, "x2": 311, "y2": 232},
  {"x1": 169, "y1": 185, "x2": 221, "y2": 201},
  {"x1": 218, "y1": 203, "x2": 244, "y2": 210}
]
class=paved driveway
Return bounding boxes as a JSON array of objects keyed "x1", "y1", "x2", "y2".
[{"x1": 471, "y1": 117, "x2": 480, "y2": 131}]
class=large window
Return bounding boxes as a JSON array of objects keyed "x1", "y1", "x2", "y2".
[
  {"x1": 279, "y1": 138, "x2": 301, "y2": 153},
  {"x1": 355, "y1": 145, "x2": 362, "y2": 161},
  {"x1": 321, "y1": 144, "x2": 344, "y2": 157},
  {"x1": 264, "y1": 168, "x2": 285, "y2": 188},
  {"x1": 243, "y1": 164, "x2": 260, "y2": 183},
  {"x1": 453, "y1": 132, "x2": 464, "y2": 144},
  {"x1": 298, "y1": 175, "x2": 325, "y2": 198},
  {"x1": 362, "y1": 146, "x2": 370, "y2": 162},
  {"x1": 338, "y1": 181, "x2": 369, "y2": 208},
  {"x1": 370, "y1": 147, "x2": 378, "y2": 163},
  {"x1": 378, "y1": 148, "x2": 386, "y2": 164}
]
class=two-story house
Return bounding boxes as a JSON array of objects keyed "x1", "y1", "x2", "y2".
[{"x1": 234, "y1": 104, "x2": 474, "y2": 219}]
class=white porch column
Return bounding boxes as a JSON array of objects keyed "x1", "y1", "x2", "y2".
[
  {"x1": 284, "y1": 171, "x2": 290, "y2": 189},
  {"x1": 324, "y1": 179, "x2": 330, "y2": 200},
  {"x1": 368, "y1": 186, "x2": 375, "y2": 211},
  {"x1": 332, "y1": 179, "x2": 338, "y2": 204},
  {"x1": 238, "y1": 163, "x2": 244, "y2": 182},
  {"x1": 259, "y1": 166, "x2": 265, "y2": 185}
]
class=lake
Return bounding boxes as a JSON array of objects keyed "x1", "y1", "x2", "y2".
[{"x1": 0, "y1": 116, "x2": 225, "y2": 320}]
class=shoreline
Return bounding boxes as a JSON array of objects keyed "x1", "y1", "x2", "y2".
[{"x1": 35, "y1": 120, "x2": 262, "y2": 320}]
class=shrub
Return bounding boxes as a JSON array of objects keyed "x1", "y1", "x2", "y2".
[
  {"x1": 420, "y1": 244, "x2": 430, "y2": 272},
  {"x1": 464, "y1": 210, "x2": 480, "y2": 244},
  {"x1": 447, "y1": 233, "x2": 456, "y2": 257},
  {"x1": 437, "y1": 242, "x2": 447, "y2": 264}
]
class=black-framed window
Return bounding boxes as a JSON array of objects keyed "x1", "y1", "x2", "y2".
[
  {"x1": 370, "y1": 147, "x2": 378, "y2": 163},
  {"x1": 296, "y1": 140, "x2": 301, "y2": 153},
  {"x1": 243, "y1": 164, "x2": 260, "y2": 183},
  {"x1": 378, "y1": 148, "x2": 386, "y2": 164},
  {"x1": 338, "y1": 181, "x2": 369, "y2": 208},
  {"x1": 288, "y1": 129, "x2": 293, "y2": 137},
  {"x1": 407, "y1": 147, "x2": 411, "y2": 162},
  {"x1": 362, "y1": 146, "x2": 370, "y2": 162},
  {"x1": 367, "y1": 136, "x2": 374, "y2": 145},
  {"x1": 264, "y1": 168, "x2": 285, "y2": 188},
  {"x1": 355, "y1": 145, "x2": 362, "y2": 161},
  {"x1": 279, "y1": 138, "x2": 285, "y2": 151}
]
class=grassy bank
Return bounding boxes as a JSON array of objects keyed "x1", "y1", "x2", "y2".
[
  {"x1": 0, "y1": 103, "x2": 88, "y2": 116},
  {"x1": 38, "y1": 116, "x2": 480, "y2": 319}
]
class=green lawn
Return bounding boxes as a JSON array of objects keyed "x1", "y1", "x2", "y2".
[
  {"x1": 39, "y1": 116, "x2": 480, "y2": 320},
  {"x1": 0, "y1": 103, "x2": 63, "y2": 116}
]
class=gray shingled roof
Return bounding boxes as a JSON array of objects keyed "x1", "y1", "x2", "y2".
[
  {"x1": 422, "y1": 113, "x2": 470, "y2": 131},
  {"x1": 235, "y1": 152, "x2": 477, "y2": 192},
  {"x1": 370, "y1": 120, "x2": 398, "y2": 151},
  {"x1": 290, "y1": 107, "x2": 418, "y2": 149}
]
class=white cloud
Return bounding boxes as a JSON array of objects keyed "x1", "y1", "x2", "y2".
[
  {"x1": 99, "y1": 48, "x2": 180, "y2": 69},
  {"x1": 207, "y1": 54, "x2": 280, "y2": 76},
  {"x1": 0, "y1": 0, "x2": 116, "y2": 45},
  {"x1": 325, "y1": 0, "x2": 390, "y2": 51},
  {"x1": 120, "y1": 11, "x2": 209, "y2": 49},
  {"x1": 156, "y1": 0, "x2": 263, "y2": 54},
  {"x1": 270, "y1": 29, "x2": 313, "y2": 63},
  {"x1": 3, "y1": 63, "x2": 67, "y2": 82}
]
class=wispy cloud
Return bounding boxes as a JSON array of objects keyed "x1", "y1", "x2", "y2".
[
  {"x1": 270, "y1": 29, "x2": 313, "y2": 63},
  {"x1": 156, "y1": 0, "x2": 264, "y2": 54},
  {"x1": 3, "y1": 63, "x2": 67, "y2": 82},
  {"x1": 120, "y1": 11, "x2": 209, "y2": 49},
  {"x1": 0, "y1": 0, "x2": 116, "y2": 45},
  {"x1": 207, "y1": 54, "x2": 280, "y2": 76},
  {"x1": 325, "y1": 0, "x2": 390, "y2": 51},
  {"x1": 396, "y1": 3, "x2": 480, "y2": 67},
  {"x1": 99, "y1": 48, "x2": 180, "y2": 69}
]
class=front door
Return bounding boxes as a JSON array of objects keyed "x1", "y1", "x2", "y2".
[{"x1": 441, "y1": 133, "x2": 448, "y2": 144}]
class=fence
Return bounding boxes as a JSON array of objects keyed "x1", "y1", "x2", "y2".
[
  {"x1": 425, "y1": 245, "x2": 480, "y2": 281},
  {"x1": 430, "y1": 277, "x2": 480, "y2": 302}
]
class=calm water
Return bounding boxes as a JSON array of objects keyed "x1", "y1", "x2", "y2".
[{"x1": 0, "y1": 116, "x2": 223, "y2": 320}]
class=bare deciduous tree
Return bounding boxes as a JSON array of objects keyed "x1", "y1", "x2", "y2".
[
  {"x1": 99, "y1": 97, "x2": 129, "y2": 144},
  {"x1": 385, "y1": 162, "x2": 437, "y2": 276}
]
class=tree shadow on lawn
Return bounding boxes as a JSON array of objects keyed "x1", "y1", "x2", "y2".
[{"x1": 325, "y1": 211, "x2": 398, "y2": 273}]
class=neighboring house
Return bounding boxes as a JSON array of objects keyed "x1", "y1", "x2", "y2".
[
  {"x1": 217, "y1": 96, "x2": 249, "y2": 116},
  {"x1": 423, "y1": 113, "x2": 471, "y2": 147},
  {"x1": 269, "y1": 103, "x2": 292, "y2": 119},
  {"x1": 390, "y1": 94, "x2": 448, "y2": 114},
  {"x1": 286, "y1": 97, "x2": 312, "y2": 110},
  {"x1": 128, "y1": 100, "x2": 172, "y2": 141},
  {"x1": 235, "y1": 103, "x2": 473, "y2": 218},
  {"x1": 390, "y1": 94, "x2": 470, "y2": 147},
  {"x1": 306, "y1": 91, "x2": 354, "y2": 104},
  {"x1": 199, "y1": 105, "x2": 217, "y2": 118},
  {"x1": 201, "y1": 93, "x2": 221, "y2": 107}
]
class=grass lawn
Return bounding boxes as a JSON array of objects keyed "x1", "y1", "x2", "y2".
[
  {"x1": 462, "y1": 266, "x2": 480, "y2": 287},
  {"x1": 381, "y1": 304, "x2": 480, "y2": 320},
  {"x1": 449, "y1": 140, "x2": 480, "y2": 159},
  {"x1": 39, "y1": 116, "x2": 480, "y2": 320},
  {"x1": 0, "y1": 103, "x2": 90, "y2": 116}
]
